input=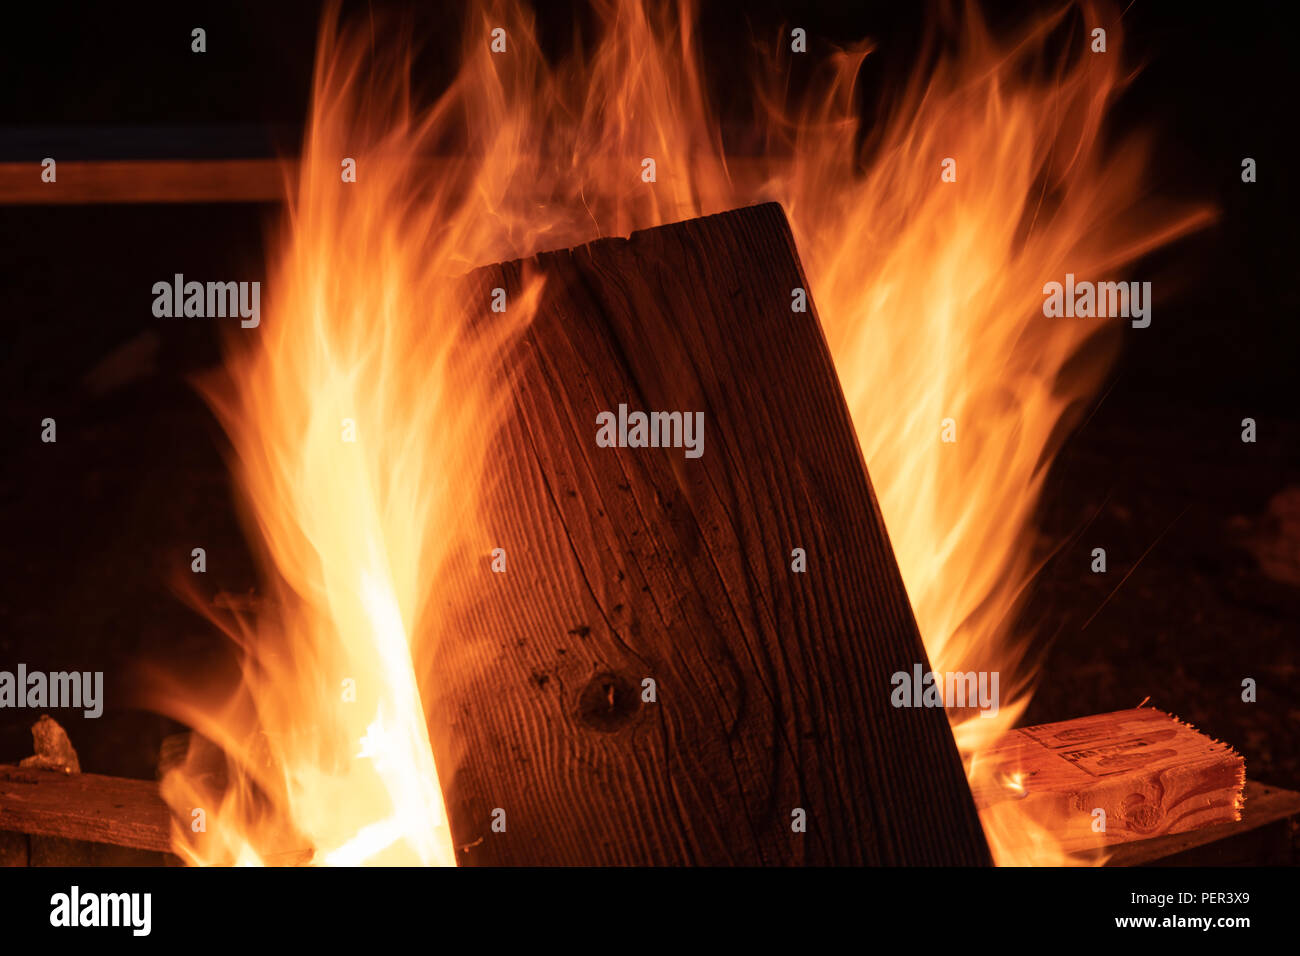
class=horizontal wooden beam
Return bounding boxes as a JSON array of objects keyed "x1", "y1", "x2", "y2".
[
  {"x1": 0, "y1": 765, "x2": 172, "y2": 853},
  {"x1": 0, "y1": 157, "x2": 772, "y2": 205},
  {"x1": 0, "y1": 159, "x2": 286, "y2": 204}
]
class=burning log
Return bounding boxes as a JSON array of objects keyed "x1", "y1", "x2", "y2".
[
  {"x1": 971, "y1": 708, "x2": 1247, "y2": 856},
  {"x1": 437, "y1": 202, "x2": 991, "y2": 865}
]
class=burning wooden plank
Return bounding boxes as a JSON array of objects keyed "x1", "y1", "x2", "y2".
[
  {"x1": 435, "y1": 201, "x2": 990, "y2": 865},
  {"x1": 971, "y1": 708, "x2": 1246, "y2": 857}
]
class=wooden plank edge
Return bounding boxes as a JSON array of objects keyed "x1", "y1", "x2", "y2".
[
  {"x1": 1078, "y1": 781, "x2": 1300, "y2": 866},
  {"x1": 0, "y1": 765, "x2": 173, "y2": 853}
]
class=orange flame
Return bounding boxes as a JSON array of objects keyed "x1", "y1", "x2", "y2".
[{"x1": 156, "y1": 0, "x2": 1211, "y2": 865}]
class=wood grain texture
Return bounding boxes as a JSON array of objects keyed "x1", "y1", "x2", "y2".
[
  {"x1": 1083, "y1": 781, "x2": 1300, "y2": 866},
  {"x1": 0, "y1": 765, "x2": 171, "y2": 853},
  {"x1": 972, "y1": 708, "x2": 1246, "y2": 855},
  {"x1": 436, "y1": 202, "x2": 991, "y2": 865}
]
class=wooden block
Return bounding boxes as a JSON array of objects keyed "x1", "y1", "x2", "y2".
[
  {"x1": 437, "y1": 202, "x2": 990, "y2": 865},
  {"x1": 972, "y1": 708, "x2": 1245, "y2": 855},
  {"x1": 0, "y1": 765, "x2": 172, "y2": 853}
]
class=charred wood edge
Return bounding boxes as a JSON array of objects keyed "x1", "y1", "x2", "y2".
[
  {"x1": 2, "y1": 760, "x2": 1296, "y2": 864},
  {"x1": 0, "y1": 158, "x2": 773, "y2": 204}
]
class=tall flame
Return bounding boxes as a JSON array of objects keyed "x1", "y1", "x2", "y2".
[
  {"x1": 763, "y1": 5, "x2": 1213, "y2": 863},
  {"x1": 156, "y1": 0, "x2": 1210, "y2": 865}
]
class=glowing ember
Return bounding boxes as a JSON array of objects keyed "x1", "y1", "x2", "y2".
[{"x1": 155, "y1": 0, "x2": 1210, "y2": 866}]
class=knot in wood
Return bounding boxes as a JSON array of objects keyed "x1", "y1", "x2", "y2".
[{"x1": 577, "y1": 671, "x2": 638, "y2": 732}]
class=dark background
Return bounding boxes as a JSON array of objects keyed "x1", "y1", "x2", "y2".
[{"x1": 0, "y1": 0, "x2": 1295, "y2": 804}]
